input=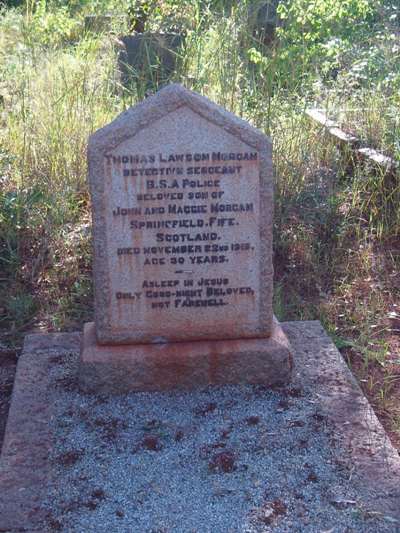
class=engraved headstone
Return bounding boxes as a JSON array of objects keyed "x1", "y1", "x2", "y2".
[{"x1": 80, "y1": 84, "x2": 292, "y2": 393}]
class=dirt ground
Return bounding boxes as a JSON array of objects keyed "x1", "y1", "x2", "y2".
[{"x1": 0, "y1": 351, "x2": 16, "y2": 450}]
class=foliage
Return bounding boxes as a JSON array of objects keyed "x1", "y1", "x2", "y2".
[
  {"x1": 271, "y1": 0, "x2": 382, "y2": 89},
  {"x1": 0, "y1": 0, "x2": 399, "y2": 441}
]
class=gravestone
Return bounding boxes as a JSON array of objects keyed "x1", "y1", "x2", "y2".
[
  {"x1": 248, "y1": 0, "x2": 280, "y2": 45},
  {"x1": 84, "y1": 15, "x2": 113, "y2": 33},
  {"x1": 79, "y1": 84, "x2": 292, "y2": 392},
  {"x1": 118, "y1": 33, "x2": 183, "y2": 92}
]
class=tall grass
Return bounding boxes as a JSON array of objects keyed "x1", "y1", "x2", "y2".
[
  {"x1": 0, "y1": 1, "x2": 399, "y2": 439},
  {"x1": 0, "y1": 0, "x2": 398, "y2": 444}
]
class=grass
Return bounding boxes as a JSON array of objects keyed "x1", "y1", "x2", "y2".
[{"x1": 0, "y1": 0, "x2": 399, "y2": 447}]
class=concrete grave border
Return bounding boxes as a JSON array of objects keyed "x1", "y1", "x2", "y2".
[{"x1": 1, "y1": 322, "x2": 399, "y2": 531}]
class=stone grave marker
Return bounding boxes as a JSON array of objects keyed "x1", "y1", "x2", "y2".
[
  {"x1": 84, "y1": 14, "x2": 128, "y2": 33},
  {"x1": 79, "y1": 84, "x2": 292, "y2": 392},
  {"x1": 248, "y1": 0, "x2": 280, "y2": 45},
  {"x1": 84, "y1": 14, "x2": 113, "y2": 33},
  {"x1": 118, "y1": 33, "x2": 183, "y2": 91}
]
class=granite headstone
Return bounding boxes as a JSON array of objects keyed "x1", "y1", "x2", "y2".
[{"x1": 80, "y1": 84, "x2": 292, "y2": 392}]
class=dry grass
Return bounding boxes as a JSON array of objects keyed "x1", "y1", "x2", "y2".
[{"x1": 0, "y1": 0, "x2": 399, "y2": 449}]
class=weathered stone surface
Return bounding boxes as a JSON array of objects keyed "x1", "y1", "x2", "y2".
[
  {"x1": 287, "y1": 322, "x2": 400, "y2": 520},
  {"x1": 0, "y1": 333, "x2": 81, "y2": 532},
  {"x1": 1, "y1": 322, "x2": 400, "y2": 531},
  {"x1": 88, "y1": 84, "x2": 273, "y2": 345},
  {"x1": 79, "y1": 318, "x2": 292, "y2": 393}
]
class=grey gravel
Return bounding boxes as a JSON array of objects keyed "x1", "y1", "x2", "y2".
[{"x1": 42, "y1": 351, "x2": 397, "y2": 533}]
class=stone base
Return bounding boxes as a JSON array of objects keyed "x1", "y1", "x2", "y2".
[{"x1": 79, "y1": 319, "x2": 293, "y2": 394}]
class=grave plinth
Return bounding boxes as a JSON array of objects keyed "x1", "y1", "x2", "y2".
[
  {"x1": 80, "y1": 84, "x2": 292, "y2": 392},
  {"x1": 80, "y1": 319, "x2": 292, "y2": 393}
]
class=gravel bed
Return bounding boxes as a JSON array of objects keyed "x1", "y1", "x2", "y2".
[{"x1": 42, "y1": 351, "x2": 396, "y2": 533}]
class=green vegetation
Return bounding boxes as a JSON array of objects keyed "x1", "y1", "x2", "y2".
[{"x1": 0, "y1": 0, "x2": 399, "y2": 444}]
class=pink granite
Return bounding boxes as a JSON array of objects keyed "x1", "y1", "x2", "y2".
[
  {"x1": 79, "y1": 320, "x2": 292, "y2": 393},
  {"x1": 88, "y1": 84, "x2": 273, "y2": 345}
]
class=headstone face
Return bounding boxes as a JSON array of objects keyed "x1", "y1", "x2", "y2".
[{"x1": 88, "y1": 84, "x2": 273, "y2": 345}]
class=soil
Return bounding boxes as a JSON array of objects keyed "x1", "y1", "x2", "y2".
[
  {"x1": 345, "y1": 346, "x2": 400, "y2": 451},
  {"x1": 0, "y1": 350, "x2": 17, "y2": 450}
]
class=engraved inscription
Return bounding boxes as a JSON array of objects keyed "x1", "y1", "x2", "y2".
[
  {"x1": 105, "y1": 149, "x2": 259, "y2": 317},
  {"x1": 101, "y1": 105, "x2": 263, "y2": 338}
]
